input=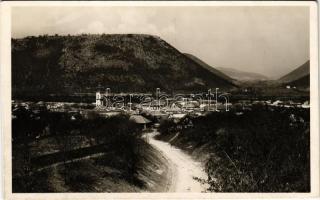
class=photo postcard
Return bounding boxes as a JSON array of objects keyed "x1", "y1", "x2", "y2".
[{"x1": 0, "y1": 1, "x2": 319, "y2": 199}]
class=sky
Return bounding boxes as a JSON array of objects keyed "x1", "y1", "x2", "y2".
[{"x1": 12, "y1": 6, "x2": 309, "y2": 79}]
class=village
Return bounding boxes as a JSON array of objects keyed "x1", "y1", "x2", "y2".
[{"x1": 12, "y1": 87, "x2": 310, "y2": 134}]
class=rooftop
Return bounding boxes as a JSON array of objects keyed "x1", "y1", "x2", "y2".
[{"x1": 129, "y1": 115, "x2": 152, "y2": 124}]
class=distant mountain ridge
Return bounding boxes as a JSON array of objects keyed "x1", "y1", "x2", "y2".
[
  {"x1": 12, "y1": 34, "x2": 236, "y2": 97},
  {"x1": 184, "y1": 53, "x2": 235, "y2": 83},
  {"x1": 278, "y1": 61, "x2": 310, "y2": 83},
  {"x1": 217, "y1": 67, "x2": 269, "y2": 81},
  {"x1": 278, "y1": 60, "x2": 310, "y2": 88}
]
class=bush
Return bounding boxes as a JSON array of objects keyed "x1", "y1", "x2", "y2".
[
  {"x1": 12, "y1": 108, "x2": 144, "y2": 192},
  {"x1": 159, "y1": 119, "x2": 176, "y2": 135},
  {"x1": 158, "y1": 107, "x2": 310, "y2": 192}
]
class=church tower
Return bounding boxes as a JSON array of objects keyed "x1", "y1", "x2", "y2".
[{"x1": 96, "y1": 91, "x2": 102, "y2": 107}]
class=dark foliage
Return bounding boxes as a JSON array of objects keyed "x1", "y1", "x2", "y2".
[
  {"x1": 12, "y1": 107, "x2": 143, "y2": 192},
  {"x1": 158, "y1": 106, "x2": 310, "y2": 192},
  {"x1": 286, "y1": 75, "x2": 310, "y2": 89}
]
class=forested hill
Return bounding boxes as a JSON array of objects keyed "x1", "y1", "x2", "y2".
[{"x1": 12, "y1": 34, "x2": 236, "y2": 97}]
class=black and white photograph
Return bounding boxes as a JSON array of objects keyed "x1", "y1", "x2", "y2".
[{"x1": 0, "y1": 1, "x2": 319, "y2": 199}]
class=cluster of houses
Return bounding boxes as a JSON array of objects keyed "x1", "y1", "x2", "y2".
[
  {"x1": 95, "y1": 89, "x2": 310, "y2": 112},
  {"x1": 92, "y1": 90, "x2": 310, "y2": 131},
  {"x1": 270, "y1": 100, "x2": 310, "y2": 108},
  {"x1": 12, "y1": 88, "x2": 310, "y2": 131},
  {"x1": 95, "y1": 89, "x2": 232, "y2": 112},
  {"x1": 12, "y1": 100, "x2": 95, "y2": 113}
]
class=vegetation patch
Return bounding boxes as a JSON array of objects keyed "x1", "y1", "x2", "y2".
[
  {"x1": 158, "y1": 106, "x2": 310, "y2": 192},
  {"x1": 12, "y1": 107, "x2": 168, "y2": 192}
]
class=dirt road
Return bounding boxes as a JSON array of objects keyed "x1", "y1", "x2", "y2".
[{"x1": 148, "y1": 130, "x2": 208, "y2": 192}]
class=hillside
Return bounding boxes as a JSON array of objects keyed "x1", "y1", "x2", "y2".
[
  {"x1": 278, "y1": 61, "x2": 310, "y2": 83},
  {"x1": 286, "y1": 75, "x2": 310, "y2": 89},
  {"x1": 217, "y1": 67, "x2": 269, "y2": 81},
  {"x1": 184, "y1": 53, "x2": 235, "y2": 83},
  {"x1": 12, "y1": 34, "x2": 236, "y2": 97}
]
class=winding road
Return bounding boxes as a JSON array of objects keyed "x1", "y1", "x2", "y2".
[
  {"x1": 148, "y1": 130, "x2": 208, "y2": 192},
  {"x1": 29, "y1": 130, "x2": 209, "y2": 192}
]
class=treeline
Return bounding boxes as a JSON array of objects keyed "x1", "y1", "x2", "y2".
[
  {"x1": 12, "y1": 94, "x2": 96, "y2": 103},
  {"x1": 12, "y1": 107, "x2": 143, "y2": 192},
  {"x1": 158, "y1": 106, "x2": 310, "y2": 192}
]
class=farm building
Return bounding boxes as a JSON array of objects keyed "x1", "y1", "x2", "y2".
[{"x1": 129, "y1": 115, "x2": 152, "y2": 130}]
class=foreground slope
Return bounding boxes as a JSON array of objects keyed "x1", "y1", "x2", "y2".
[{"x1": 12, "y1": 34, "x2": 235, "y2": 97}]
